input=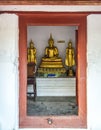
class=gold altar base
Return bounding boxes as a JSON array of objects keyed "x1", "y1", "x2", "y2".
[
  {"x1": 40, "y1": 61, "x2": 64, "y2": 68},
  {"x1": 38, "y1": 67, "x2": 66, "y2": 74}
]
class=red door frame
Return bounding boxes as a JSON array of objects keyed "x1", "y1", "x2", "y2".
[{"x1": 19, "y1": 12, "x2": 87, "y2": 128}]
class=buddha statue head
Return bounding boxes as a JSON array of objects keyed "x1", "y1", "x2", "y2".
[
  {"x1": 48, "y1": 34, "x2": 54, "y2": 47},
  {"x1": 29, "y1": 40, "x2": 34, "y2": 48},
  {"x1": 68, "y1": 41, "x2": 72, "y2": 48}
]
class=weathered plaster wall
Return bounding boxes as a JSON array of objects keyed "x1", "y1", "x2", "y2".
[
  {"x1": 0, "y1": 5, "x2": 101, "y2": 12},
  {"x1": 0, "y1": 14, "x2": 19, "y2": 130},
  {"x1": 0, "y1": 10, "x2": 101, "y2": 130},
  {"x1": 87, "y1": 14, "x2": 101, "y2": 130}
]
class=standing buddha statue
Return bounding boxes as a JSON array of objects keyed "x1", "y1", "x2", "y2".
[
  {"x1": 27, "y1": 40, "x2": 37, "y2": 77},
  {"x1": 65, "y1": 40, "x2": 75, "y2": 76},
  {"x1": 27, "y1": 40, "x2": 36, "y2": 64}
]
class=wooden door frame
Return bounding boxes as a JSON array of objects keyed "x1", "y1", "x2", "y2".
[{"x1": 19, "y1": 12, "x2": 87, "y2": 128}]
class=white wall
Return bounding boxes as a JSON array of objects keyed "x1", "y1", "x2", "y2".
[
  {"x1": 0, "y1": 5, "x2": 101, "y2": 12},
  {"x1": 87, "y1": 14, "x2": 101, "y2": 130},
  {"x1": 0, "y1": 14, "x2": 19, "y2": 130},
  {"x1": 0, "y1": 12, "x2": 101, "y2": 130}
]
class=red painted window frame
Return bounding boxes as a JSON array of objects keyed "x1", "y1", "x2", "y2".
[{"x1": 19, "y1": 12, "x2": 87, "y2": 128}]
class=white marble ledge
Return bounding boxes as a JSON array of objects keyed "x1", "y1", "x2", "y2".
[
  {"x1": 36, "y1": 77, "x2": 76, "y2": 96},
  {"x1": 36, "y1": 77, "x2": 76, "y2": 81},
  {"x1": 36, "y1": 77, "x2": 76, "y2": 85}
]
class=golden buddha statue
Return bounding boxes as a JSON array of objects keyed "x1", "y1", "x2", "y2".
[
  {"x1": 38, "y1": 34, "x2": 66, "y2": 77},
  {"x1": 65, "y1": 41, "x2": 75, "y2": 76},
  {"x1": 27, "y1": 40, "x2": 36, "y2": 64},
  {"x1": 40, "y1": 34, "x2": 63, "y2": 68}
]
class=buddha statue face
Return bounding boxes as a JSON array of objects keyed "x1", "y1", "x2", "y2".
[{"x1": 48, "y1": 39, "x2": 54, "y2": 47}]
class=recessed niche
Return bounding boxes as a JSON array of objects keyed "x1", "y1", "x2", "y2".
[{"x1": 27, "y1": 26, "x2": 78, "y2": 116}]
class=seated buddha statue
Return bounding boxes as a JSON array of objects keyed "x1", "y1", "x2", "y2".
[{"x1": 40, "y1": 34, "x2": 64, "y2": 68}]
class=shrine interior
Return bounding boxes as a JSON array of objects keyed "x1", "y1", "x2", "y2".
[{"x1": 27, "y1": 26, "x2": 78, "y2": 116}]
